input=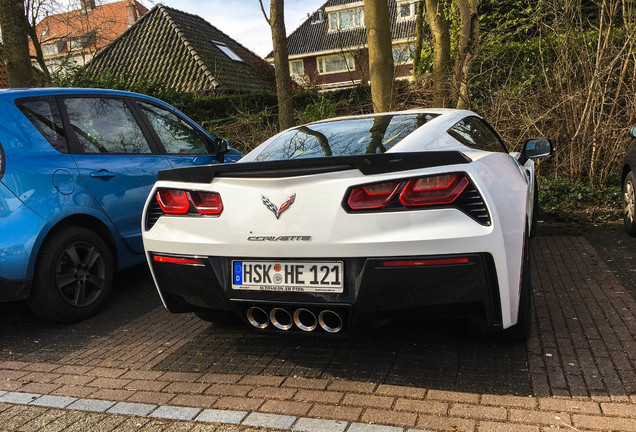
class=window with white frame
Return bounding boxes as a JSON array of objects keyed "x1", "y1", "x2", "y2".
[
  {"x1": 69, "y1": 39, "x2": 83, "y2": 51},
  {"x1": 213, "y1": 41, "x2": 243, "y2": 62},
  {"x1": 42, "y1": 43, "x2": 59, "y2": 55},
  {"x1": 290, "y1": 59, "x2": 305, "y2": 76},
  {"x1": 317, "y1": 54, "x2": 355, "y2": 74},
  {"x1": 397, "y1": 0, "x2": 418, "y2": 20},
  {"x1": 392, "y1": 45, "x2": 415, "y2": 64},
  {"x1": 328, "y1": 7, "x2": 364, "y2": 31}
]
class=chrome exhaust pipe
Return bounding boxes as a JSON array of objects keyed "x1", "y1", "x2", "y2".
[
  {"x1": 270, "y1": 308, "x2": 293, "y2": 331},
  {"x1": 293, "y1": 308, "x2": 317, "y2": 331},
  {"x1": 318, "y1": 310, "x2": 343, "y2": 333},
  {"x1": 246, "y1": 307, "x2": 269, "y2": 329}
]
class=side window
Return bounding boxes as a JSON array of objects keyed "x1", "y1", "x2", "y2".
[
  {"x1": 448, "y1": 117, "x2": 507, "y2": 153},
  {"x1": 137, "y1": 102, "x2": 211, "y2": 154},
  {"x1": 17, "y1": 97, "x2": 68, "y2": 152},
  {"x1": 63, "y1": 97, "x2": 152, "y2": 154}
]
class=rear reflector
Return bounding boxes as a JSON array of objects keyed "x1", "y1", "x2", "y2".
[
  {"x1": 382, "y1": 257, "x2": 470, "y2": 267},
  {"x1": 153, "y1": 255, "x2": 204, "y2": 266}
]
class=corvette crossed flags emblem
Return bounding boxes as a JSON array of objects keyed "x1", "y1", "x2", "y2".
[{"x1": 261, "y1": 194, "x2": 296, "y2": 219}]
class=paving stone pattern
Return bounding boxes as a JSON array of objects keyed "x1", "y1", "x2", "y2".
[{"x1": 0, "y1": 233, "x2": 634, "y2": 432}]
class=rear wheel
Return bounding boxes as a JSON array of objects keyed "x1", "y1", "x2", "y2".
[
  {"x1": 624, "y1": 171, "x2": 636, "y2": 236},
  {"x1": 530, "y1": 179, "x2": 539, "y2": 238},
  {"x1": 27, "y1": 227, "x2": 113, "y2": 323},
  {"x1": 195, "y1": 309, "x2": 242, "y2": 325}
]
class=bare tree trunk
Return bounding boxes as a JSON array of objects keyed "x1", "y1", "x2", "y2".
[
  {"x1": 0, "y1": 0, "x2": 35, "y2": 87},
  {"x1": 259, "y1": 0, "x2": 294, "y2": 131},
  {"x1": 412, "y1": 0, "x2": 425, "y2": 77},
  {"x1": 425, "y1": 0, "x2": 451, "y2": 107},
  {"x1": 365, "y1": 0, "x2": 395, "y2": 112},
  {"x1": 454, "y1": 0, "x2": 479, "y2": 109},
  {"x1": 24, "y1": 0, "x2": 50, "y2": 82}
]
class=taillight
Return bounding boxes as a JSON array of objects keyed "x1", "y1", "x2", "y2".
[
  {"x1": 190, "y1": 191, "x2": 223, "y2": 215},
  {"x1": 399, "y1": 174, "x2": 469, "y2": 206},
  {"x1": 156, "y1": 189, "x2": 190, "y2": 214},
  {"x1": 155, "y1": 189, "x2": 223, "y2": 216},
  {"x1": 347, "y1": 181, "x2": 400, "y2": 210}
]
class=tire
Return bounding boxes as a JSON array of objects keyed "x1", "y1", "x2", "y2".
[
  {"x1": 195, "y1": 309, "x2": 242, "y2": 325},
  {"x1": 502, "y1": 232, "x2": 532, "y2": 342},
  {"x1": 530, "y1": 179, "x2": 539, "y2": 238},
  {"x1": 27, "y1": 227, "x2": 114, "y2": 323},
  {"x1": 624, "y1": 171, "x2": 636, "y2": 237}
]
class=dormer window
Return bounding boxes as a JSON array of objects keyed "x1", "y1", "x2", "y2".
[
  {"x1": 328, "y1": 7, "x2": 364, "y2": 31},
  {"x1": 69, "y1": 38, "x2": 83, "y2": 51},
  {"x1": 213, "y1": 41, "x2": 243, "y2": 62},
  {"x1": 42, "y1": 43, "x2": 59, "y2": 55},
  {"x1": 397, "y1": 0, "x2": 418, "y2": 20}
]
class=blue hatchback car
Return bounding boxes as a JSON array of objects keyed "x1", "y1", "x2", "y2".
[{"x1": 0, "y1": 88, "x2": 241, "y2": 323}]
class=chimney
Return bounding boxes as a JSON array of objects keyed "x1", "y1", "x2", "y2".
[
  {"x1": 80, "y1": 0, "x2": 95, "y2": 13},
  {"x1": 126, "y1": 1, "x2": 138, "y2": 26}
]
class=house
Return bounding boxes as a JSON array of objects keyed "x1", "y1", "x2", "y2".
[
  {"x1": 30, "y1": 0, "x2": 148, "y2": 72},
  {"x1": 86, "y1": 4, "x2": 275, "y2": 95},
  {"x1": 268, "y1": 0, "x2": 417, "y2": 90}
]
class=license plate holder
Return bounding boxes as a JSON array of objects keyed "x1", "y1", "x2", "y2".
[{"x1": 232, "y1": 260, "x2": 344, "y2": 293}]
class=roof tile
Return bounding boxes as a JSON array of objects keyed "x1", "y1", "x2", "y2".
[{"x1": 87, "y1": 5, "x2": 275, "y2": 94}]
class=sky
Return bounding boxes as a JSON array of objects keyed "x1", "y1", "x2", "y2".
[{"x1": 139, "y1": 0, "x2": 326, "y2": 57}]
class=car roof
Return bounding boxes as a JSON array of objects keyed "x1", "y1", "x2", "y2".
[
  {"x1": 0, "y1": 87, "x2": 155, "y2": 102},
  {"x1": 305, "y1": 108, "x2": 478, "y2": 126}
]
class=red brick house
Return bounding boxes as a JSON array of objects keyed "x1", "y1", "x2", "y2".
[
  {"x1": 30, "y1": 0, "x2": 148, "y2": 72},
  {"x1": 268, "y1": 0, "x2": 417, "y2": 90}
]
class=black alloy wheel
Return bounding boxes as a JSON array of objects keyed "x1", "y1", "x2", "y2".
[
  {"x1": 55, "y1": 240, "x2": 107, "y2": 307},
  {"x1": 28, "y1": 226, "x2": 114, "y2": 323}
]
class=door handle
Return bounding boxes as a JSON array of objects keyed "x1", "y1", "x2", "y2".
[{"x1": 90, "y1": 169, "x2": 116, "y2": 179}]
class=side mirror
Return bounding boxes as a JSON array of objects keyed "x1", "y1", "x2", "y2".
[
  {"x1": 522, "y1": 138, "x2": 554, "y2": 159},
  {"x1": 629, "y1": 125, "x2": 636, "y2": 139},
  {"x1": 214, "y1": 137, "x2": 231, "y2": 163}
]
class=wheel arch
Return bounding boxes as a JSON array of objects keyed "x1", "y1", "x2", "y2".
[
  {"x1": 622, "y1": 164, "x2": 632, "y2": 187},
  {"x1": 30, "y1": 214, "x2": 118, "y2": 276}
]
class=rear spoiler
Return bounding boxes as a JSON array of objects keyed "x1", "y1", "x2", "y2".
[{"x1": 158, "y1": 151, "x2": 471, "y2": 183}]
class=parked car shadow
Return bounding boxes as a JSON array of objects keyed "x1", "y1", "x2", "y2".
[
  {"x1": 0, "y1": 264, "x2": 160, "y2": 363},
  {"x1": 155, "y1": 318, "x2": 530, "y2": 395}
]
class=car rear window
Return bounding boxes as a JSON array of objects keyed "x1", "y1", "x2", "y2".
[
  {"x1": 16, "y1": 97, "x2": 68, "y2": 153},
  {"x1": 255, "y1": 113, "x2": 438, "y2": 161}
]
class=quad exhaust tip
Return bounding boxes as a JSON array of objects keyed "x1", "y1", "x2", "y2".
[
  {"x1": 246, "y1": 307, "x2": 269, "y2": 329},
  {"x1": 246, "y1": 306, "x2": 343, "y2": 333},
  {"x1": 293, "y1": 308, "x2": 317, "y2": 332},
  {"x1": 270, "y1": 308, "x2": 293, "y2": 331},
  {"x1": 318, "y1": 310, "x2": 343, "y2": 333}
]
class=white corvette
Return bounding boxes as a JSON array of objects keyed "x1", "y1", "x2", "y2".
[{"x1": 142, "y1": 109, "x2": 553, "y2": 341}]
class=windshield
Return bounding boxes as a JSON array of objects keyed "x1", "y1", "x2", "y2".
[{"x1": 255, "y1": 113, "x2": 438, "y2": 161}]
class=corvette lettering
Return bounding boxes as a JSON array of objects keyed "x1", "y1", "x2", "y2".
[{"x1": 247, "y1": 236, "x2": 311, "y2": 241}]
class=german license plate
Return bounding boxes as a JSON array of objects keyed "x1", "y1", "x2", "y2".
[{"x1": 232, "y1": 261, "x2": 343, "y2": 293}]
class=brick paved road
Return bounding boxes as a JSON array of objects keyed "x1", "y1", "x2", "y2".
[{"x1": 0, "y1": 228, "x2": 634, "y2": 431}]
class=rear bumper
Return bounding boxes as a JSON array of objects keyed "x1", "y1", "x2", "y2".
[
  {"x1": 0, "y1": 277, "x2": 31, "y2": 302},
  {"x1": 148, "y1": 252, "x2": 502, "y2": 334}
]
